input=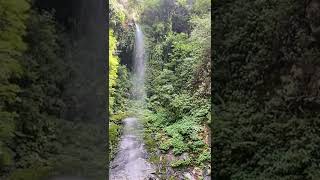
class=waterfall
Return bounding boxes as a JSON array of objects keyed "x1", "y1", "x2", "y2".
[
  {"x1": 110, "y1": 24, "x2": 156, "y2": 180},
  {"x1": 132, "y1": 24, "x2": 146, "y2": 101}
]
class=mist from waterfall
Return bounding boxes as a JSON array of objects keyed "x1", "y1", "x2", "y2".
[
  {"x1": 132, "y1": 24, "x2": 146, "y2": 102},
  {"x1": 109, "y1": 24, "x2": 156, "y2": 180}
]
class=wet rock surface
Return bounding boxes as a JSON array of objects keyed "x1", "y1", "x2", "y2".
[
  {"x1": 110, "y1": 118, "x2": 156, "y2": 180},
  {"x1": 150, "y1": 149, "x2": 211, "y2": 180}
]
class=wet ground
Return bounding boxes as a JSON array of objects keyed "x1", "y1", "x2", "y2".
[{"x1": 110, "y1": 117, "x2": 156, "y2": 180}]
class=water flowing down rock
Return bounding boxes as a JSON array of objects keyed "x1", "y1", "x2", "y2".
[
  {"x1": 131, "y1": 24, "x2": 146, "y2": 101},
  {"x1": 110, "y1": 118, "x2": 156, "y2": 180},
  {"x1": 110, "y1": 25, "x2": 156, "y2": 180}
]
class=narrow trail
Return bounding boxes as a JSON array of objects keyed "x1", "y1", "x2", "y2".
[{"x1": 110, "y1": 118, "x2": 155, "y2": 180}]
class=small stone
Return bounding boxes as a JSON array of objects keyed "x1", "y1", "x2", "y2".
[
  {"x1": 181, "y1": 152, "x2": 189, "y2": 161},
  {"x1": 203, "y1": 167, "x2": 211, "y2": 180},
  {"x1": 191, "y1": 167, "x2": 202, "y2": 179},
  {"x1": 183, "y1": 172, "x2": 193, "y2": 180}
]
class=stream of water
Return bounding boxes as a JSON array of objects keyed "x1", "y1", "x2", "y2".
[
  {"x1": 110, "y1": 118, "x2": 155, "y2": 180},
  {"x1": 110, "y1": 24, "x2": 156, "y2": 180}
]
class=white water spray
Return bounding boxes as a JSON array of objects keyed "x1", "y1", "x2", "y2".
[
  {"x1": 110, "y1": 24, "x2": 155, "y2": 180},
  {"x1": 132, "y1": 24, "x2": 146, "y2": 101}
]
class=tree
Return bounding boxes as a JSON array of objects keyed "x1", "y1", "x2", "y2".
[
  {"x1": 213, "y1": 1, "x2": 320, "y2": 179},
  {"x1": 109, "y1": 29, "x2": 119, "y2": 113},
  {"x1": 0, "y1": 0, "x2": 30, "y2": 171}
]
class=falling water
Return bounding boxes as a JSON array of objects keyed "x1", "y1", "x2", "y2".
[
  {"x1": 110, "y1": 25, "x2": 156, "y2": 180},
  {"x1": 132, "y1": 24, "x2": 146, "y2": 101}
]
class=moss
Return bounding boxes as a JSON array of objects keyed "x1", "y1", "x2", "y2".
[
  {"x1": 110, "y1": 111, "x2": 128, "y2": 123},
  {"x1": 159, "y1": 139, "x2": 171, "y2": 151},
  {"x1": 149, "y1": 155, "x2": 160, "y2": 164},
  {"x1": 170, "y1": 136, "x2": 189, "y2": 155},
  {"x1": 109, "y1": 122, "x2": 122, "y2": 159},
  {"x1": 143, "y1": 129, "x2": 157, "y2": 152},
  {"x1": 189, "y1": 140, "x2": 206, "y2": 153},
  {"x1": 196, "y1": 150, "x2": 210, "y2": 165},
  {"x1": 0, "y1": 145, "x2": 14, "y2": 167},
  {"x1": 170, "y1": 158, "x2": 191, "y2": 168}
]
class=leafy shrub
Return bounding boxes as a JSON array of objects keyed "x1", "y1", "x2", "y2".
[
  {"x1": 144, "y1": 110, "x2": 168, "y2": 128},
  {"x1": 165, "y1": 117, "x2": 201, "y2": 137},
  {"x1": 8, "y1": 166, "x2": 51, "y2": 180},
  {"x1": 196, "y1": 150, "x2": 210, "y2": 165},
  {"x1": 138, "y1": 0, "x2": 211, "y2": 171},
  {"x1": 0, "y1": 144, "x2": 14, "y2": 167},
  {"x1": 170, "y1": 93, "x2": 194, "y2": 117},
  {"x1": 109, "y1": 122, "x2": 121, "y2": 159},
  {"x1": 143, "y1": 129, "x2": 157, "y2": 152},
  {"x1": 170, "y1": 157, "x2": 191, "y2": 168},
  {"x1": 110, "y1": 112, "x2": 127, "y2": 124},
  {"x1": 170, "y1": 135, "x2": 188, "y2": 155},
  {"x1": 159, "y1": 139, "x2": 171, "y2": 151},
  {"x1": 189, "y1": 140, "x2": 206, "y2": 152}
]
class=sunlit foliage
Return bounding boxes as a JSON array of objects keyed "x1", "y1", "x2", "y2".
[{"x1": 109, "y1": 29, "x2": 119, "y2": 111}]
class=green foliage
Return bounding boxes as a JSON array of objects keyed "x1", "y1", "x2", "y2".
[
  {"x1": 11, "y1": 11, "x2": 65, "y2": 172},
  {"x1": 213, "y1": 0, "x2": 320, "y2": 179},
  {"x1": 109, "y1": 65, "x2": 130, "y2": 158},
  {"x1": 109, "y1": 29, "x2": 119, "y2": 110},
  {"x1": 108, "y1": 0, "x2": 134, "y2": 162},
  {"x1": 50, "y1": 120, "x2": 106, "y2": 179},
  {"x1": 190, "y1": 14, "x2": 211, "y2": 55},
  {"x1": 1, "y1": 1, "x2": 108, "y2": 179},
  {"x1": 0, "y1": 0, "x2": 30, "y2": 53},
  {"x1": 170, "y1": 157, "x2": 191, "y2": 168},
  {"x1": 159, "y1": 139, "x2": 171, "y2": 151},
  {"x1": 109, "y1": 122, "x2": 121, "y2": 159},
  {"x1": 140, "y1": 0, "x2": 190, "y2": 42},
  {"x1": 192, "y1": 0, "x2": 211, "y2": 15},
  {"x1": 196, "y1": 150, "x2": 210, "y2": 165},
  {"x1": 165, "y1": 117, "x2": 200, "y2": 137},
  {"x1": 8, "y1": 166, "x2": 51, "y2": 180},
  {"x1": 143, "y1": 128, "x2": 158, "y2": 152},
  {"x1": 138, "y1": 0, "x2": 211, "y2": 172},
  {"x1": 0, "y1": 0, "x2": 30, "y2": 174},
  {"x1": 109, "y1": 0, "x2": 126, "y2": 29},
  {"x1": 0, "y1": 144, "x2": 14, "y2": 167},
  {"x1": 144, "y1": 111, "x2": 168, "y2": 128},
  {"x1": 170, "y1": 135, "x2": 189, "y2": 155},
  {"x1": 170, "y1": 94, "x2": 194, "y2": 117},
  {"x1": 111, "y1": 65, "x2": 131, "y2": 115}
]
